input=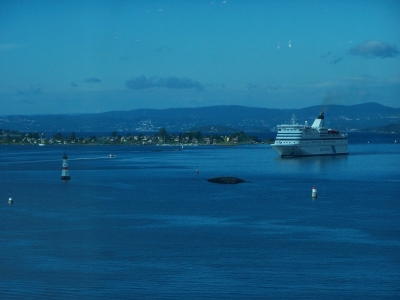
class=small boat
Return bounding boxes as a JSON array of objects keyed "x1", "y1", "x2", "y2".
[
  {"x1": 109, "y1": 154, "x2": 116, "y2": 158},
  {"x1": 38, "y1": 133, "x2": 45, "y2": 146},
  {"x1": 8, "y1": 191, "x2": 13, "y2": 205}
]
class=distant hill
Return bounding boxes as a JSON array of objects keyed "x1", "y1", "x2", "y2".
[
  {"x1": 1, "y1": 102, "x2": 400, "y2": 133},
  {"x1": 360, "y1": 123, "x2": 400, "y2": 133}
]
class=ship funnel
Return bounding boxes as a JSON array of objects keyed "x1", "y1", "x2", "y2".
[{"x1": 312, "y1": 112, "x2": 325, "y2": 128}]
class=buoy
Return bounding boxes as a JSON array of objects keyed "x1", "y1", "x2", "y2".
[
  {"x1": 61, "y1": 151, "x2": 71, "y2": 180},
  {"x1": 312, "y1": 186, "x2": 317, "y2": 198},
  {"x1": 8, "y1": 191, "x2": 13, "y2": 205}
]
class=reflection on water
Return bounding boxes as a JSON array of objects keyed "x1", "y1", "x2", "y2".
[{"x1": 274, "y1": 153, "x2": 349, "y2": 174}]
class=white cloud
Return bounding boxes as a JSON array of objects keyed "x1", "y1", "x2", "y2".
[{"x1": 349, "y1": 40, "x2": 399, "y2": 58}]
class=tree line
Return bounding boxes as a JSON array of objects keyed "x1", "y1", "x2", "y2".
[{"x1": 0, "y1": 127, "x2": 262, "y2": 145}]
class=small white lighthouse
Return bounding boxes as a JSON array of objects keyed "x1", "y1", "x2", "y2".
[{"x1": 61, "y1": 151, "x2": 71, "y2": 180}]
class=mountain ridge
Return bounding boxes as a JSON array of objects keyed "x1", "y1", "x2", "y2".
[{"x1": 1, "y1": 102, "x2": 399, "y2": 133}]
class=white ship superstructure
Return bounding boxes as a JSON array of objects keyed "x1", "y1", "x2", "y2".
[{"x1": 271, "y1": 113, "x2": 348, "y2": 157}]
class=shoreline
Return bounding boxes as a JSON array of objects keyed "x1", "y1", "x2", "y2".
[{"x1": 0, "y1": 141, "x2": 272, "y2": 146}]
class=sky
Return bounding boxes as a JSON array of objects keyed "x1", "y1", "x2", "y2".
[{"x1": 0, "y1": 0, "x2": 399, "y2": 115}]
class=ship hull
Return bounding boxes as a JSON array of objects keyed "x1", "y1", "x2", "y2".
[{"x1": 271, "y1": 143, "x2": 348, "y2": 157}]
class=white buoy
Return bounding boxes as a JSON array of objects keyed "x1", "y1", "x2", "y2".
[
  {"x1": 8, "y1": 191, "x2": 13, "y2": 205},
  {"x1": 312, "y1": 186, "x2": 317, "y2": 198},
  {"x1": 61, "y1": 151, "x2": 71, "y2": 180}
]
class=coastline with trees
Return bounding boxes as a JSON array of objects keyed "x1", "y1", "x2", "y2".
[{"x1": 0, "y1": 128, "x2": 274, "y2": 146}]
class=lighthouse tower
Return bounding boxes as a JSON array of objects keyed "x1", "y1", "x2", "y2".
[{"x1": 61, "y1": 151, "x2": 71, "y2": 180}]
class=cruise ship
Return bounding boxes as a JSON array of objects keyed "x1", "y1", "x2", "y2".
[{"x1": 271, "y1": 112, "x2": 348, "y2": 157}]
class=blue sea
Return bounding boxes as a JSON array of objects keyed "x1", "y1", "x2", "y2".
[{"x1": 1, "y1": 132, "x2": 399, "y2": 299}]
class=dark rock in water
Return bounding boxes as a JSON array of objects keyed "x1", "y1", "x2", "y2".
[{"x1": 207, "y1": 176, "x2": 245, "y2": 184}]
